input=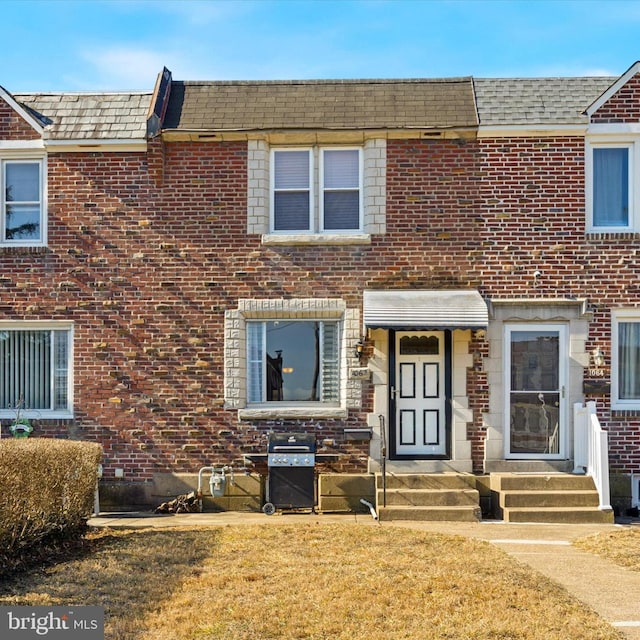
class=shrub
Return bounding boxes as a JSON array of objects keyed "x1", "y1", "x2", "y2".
[{"x1": 0, "y1": 438, "x2": 102, "y2": 573}]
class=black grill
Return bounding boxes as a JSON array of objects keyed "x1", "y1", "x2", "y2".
[{"x1": 263, "y1": 433, "x2": 316, "y2": 515}]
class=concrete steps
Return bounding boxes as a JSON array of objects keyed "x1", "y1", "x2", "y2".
[
  {"x1": 491, "y1": 473, "x2": 614, "y2": 524},
  {"x1": 376, "y1": 473, "x2": 481, "y2": 522}
]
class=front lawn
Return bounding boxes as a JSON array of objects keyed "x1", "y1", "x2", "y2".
[
  {"x1": 0, "y1": 524, "x2": 623, "y2": 640},
  {"x1": 574, "y1": 526, "x2": 640, "y2": 572}
]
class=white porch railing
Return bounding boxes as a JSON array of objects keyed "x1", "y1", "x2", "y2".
[{"x1": 573, "y1": 401, "x2": 612, "y2": 510}]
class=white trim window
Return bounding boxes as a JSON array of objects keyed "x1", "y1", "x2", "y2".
[
  {"x1": 586, "y1": 140, "x2": 639, "y2": 232},
  {"x1": 247, "y1": 319, "x2": 340, "y2": 404},
  {"x1": 271, "y1": 147, "x2": 362, "y2": 233},
  {"x1": 612, "y1": 310, "x2": 640, "y2": 409},
  {"x1": 1, "y1": 157, "x2": 46, "y2": 245},
  {"x1": 0, "y1": 322, "x2": 73, "y2": 419}
]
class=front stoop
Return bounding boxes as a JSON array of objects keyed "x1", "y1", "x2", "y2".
[
  {"x1": 376, "y1": 473, "x2": 482, "y2": 522},
  {"x1": 491, "y1": 473, "x2": 614, "y2": 524}
]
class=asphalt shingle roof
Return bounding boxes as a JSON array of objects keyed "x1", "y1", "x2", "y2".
[
  {"x1": 5, "y1": 75, "x2": 623, "y2": 140},
  {"x1": 13, "y1": 92, "x2": 151, "y2": 140},
  {"x1": 163, "y1": 78, "x2": 479, "y2": 131},
  {"x1": 473, "y1": 77, "x2": 615, "y2": 126}
]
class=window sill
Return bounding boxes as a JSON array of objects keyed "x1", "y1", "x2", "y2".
[
  {"x1": 586, "y1": 231, "x2": 640, "y2": 240},
  {"x1": 611, "y1": 408, "x2": 640, "y2": 417},
  {"x1": 0, "y1": 245, "x2": 49, "y2": 253},
  {"x1": 238, "y1": 406, "x2": 348, "y2": 420},
  {"x1": 262, "y1": 233, "x2": 371, "y2": 246}
]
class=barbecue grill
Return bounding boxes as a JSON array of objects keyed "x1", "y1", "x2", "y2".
[{"x1": 263, "y1": 432, "x2": 317, "y2": 515}]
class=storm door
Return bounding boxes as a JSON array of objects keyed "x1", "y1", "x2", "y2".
[
  {"x1": 505, "y1": 324, "x2": 566, "y2": 458},
  {"x1": 392, "y1": 331, "x2": 449, "y2": 458}
]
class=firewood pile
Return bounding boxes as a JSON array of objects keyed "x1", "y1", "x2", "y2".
[{"x1": 154, "y1": 491, "x2": 200, "y2": 514}]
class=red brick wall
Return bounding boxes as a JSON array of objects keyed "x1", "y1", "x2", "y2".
[
  {"x1": 0, "y1": 96, "x2": 41, "y2": 140},
  {"x1": 2, "y1": 132, "x2": 640, "y2": 479},
  {"x1": 592, "y1": 73, "x2": 640, "y2": 123}
]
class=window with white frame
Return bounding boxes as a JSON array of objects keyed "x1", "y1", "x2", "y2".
[
  {"x1": 247, "y1": 319, "x2": 340, "y2": 404},
  {"x1": 271, "y1": 147, "x2": 362, "y2": 233},
  {"x1": 587, "y1": 141, "x2": 640, "y2": 232},
  {"x1": 1, "y1": 158, "x2": 45, "y2": 245},
  {"x1": 0, "y1": 323, "x2": 72, "y2": 418},
  {"x1": 612, "y1": 311, "x2": 640, "y2": 409}
]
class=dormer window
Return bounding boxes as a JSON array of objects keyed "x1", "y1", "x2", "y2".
[{"x1": 1, "y1": 157, "x2": 46, "y2": 246}]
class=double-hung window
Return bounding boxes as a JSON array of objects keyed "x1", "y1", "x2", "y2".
[
  {"x1": 587, "y1": 140, "x2": 640, "y2": 232},
  {"x1": 0, "y1": 323, "x2": 73, "y2": 418},
  {"x1": 271, "y1": 147, "x2": 362, "y2": 233},
  {"x1": 1, "y1": 158, "x2": 45, "y2": 245},
  {"x1": 612, "y1": 311, "x2": 640, "y2": 409},
  {"x1": 247, "y1": 320, "x2": 340, "y2": 404}
]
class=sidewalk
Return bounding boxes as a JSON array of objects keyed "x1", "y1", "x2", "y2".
[{"x1": 89, "y1": 512, "x2": 640, "y2": 639}]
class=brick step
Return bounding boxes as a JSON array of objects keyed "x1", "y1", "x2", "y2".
[
  {"x1": 500, "y1": 490, "x2": 599, "y2": 509},
  {"x1": 376, "y1": 473, "x2": 476, "y2": 490},
  {"x1": 378, "y1": 505, "x2": 481, "y2": 522},
  {"x1": 502, "y1": 506, "x2": 614, "y2": 524},
  {"x1": 377, "y1": 488, "x2": 480, "y2": 507}
]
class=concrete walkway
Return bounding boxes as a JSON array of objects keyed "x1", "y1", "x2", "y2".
[{"x1": 89, "y1": 512, "x2": 640, "y2": 639}]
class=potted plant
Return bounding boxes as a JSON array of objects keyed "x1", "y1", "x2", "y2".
[
  {"x1": 9, "y1": 417, "x2": 33, "y2": 438},
  {"x1": 8, "y1": 397, "x2": 34, "y2": 438}
]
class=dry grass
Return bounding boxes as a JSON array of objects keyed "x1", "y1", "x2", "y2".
[
  {"x1": 574, "y1": 526, "x2": 640, "y2": 572},
  {"x1": 0, "y1": 523, "x2": 624, "y2": 640}
]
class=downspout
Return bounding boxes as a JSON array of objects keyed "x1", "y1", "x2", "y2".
[{"x1": 360, "y1": 498, "x2": 378, "y2": 520}]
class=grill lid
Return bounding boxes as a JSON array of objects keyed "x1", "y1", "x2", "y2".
[{"x1": 267, "y1": 432, "x2": 317, "y2": 453}]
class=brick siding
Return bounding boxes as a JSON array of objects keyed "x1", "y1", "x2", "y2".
[
  {"x1": 0, "y1": 96, "x2": 41, "y2": 140},
  {"x1": 2, "y1": 96, "x2": 640, "y2": 479},
  {"x1": 592, "y1": 73, "x2": 640, "y2": 123}
]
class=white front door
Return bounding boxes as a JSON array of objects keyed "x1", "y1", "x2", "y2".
[
  {"x1": 393, "y1": 331, "x2": 447, "y2": 457},
  {"x1": 505, "y1": 324, "x2": 567, "y2": 459}
]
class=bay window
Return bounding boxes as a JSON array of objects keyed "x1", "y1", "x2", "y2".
[{"x1": 0, "y1": 323, "x2": 73, "y2": 418}]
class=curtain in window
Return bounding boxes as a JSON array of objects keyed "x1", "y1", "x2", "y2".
[
  {"x1": 323, "y1": 150, "x2": 360, "y2": 230},
  {"x1": 247, "y1": 323, "x2": 264, "y2": 403},
  {"x1": 593, "y1": 148, "x2": 629, "y2": 227},
  {"x1": 0, "y1": 330, "x2": 51, "y2": 410},
  {"x1": 321, "y1": 322, "x2": 340, "y2": 401},
  {"x1": 273, "y1": 151, "x2": 311, "y2": 231},
  {"x1": 619, "y1": 322, "x2": 640, "y2": 399},
  {"x1": 53, "y1": 330, "x2": 69, "y2": 410}
]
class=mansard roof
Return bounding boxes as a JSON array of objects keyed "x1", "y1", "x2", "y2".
[
  {"x1": 474, "y1": 77, "x2": 615, "y2": 126},
  {"x1": 162, "y1": 78, "x2": 479, "y2": 132},
  {"x1": 0, "y1": 70, "x2": 631, "y2": 141},
  {"x1": 13, "y1": 92, "x2": 151, "y2": 140}
]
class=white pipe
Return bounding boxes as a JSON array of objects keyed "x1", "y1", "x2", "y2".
[
  {"x1": 360, "y1": 498, "x2": 378, "y2": 520},
  {"x1": 197, "y1": 466, "x2": 215, "y2": 496}
]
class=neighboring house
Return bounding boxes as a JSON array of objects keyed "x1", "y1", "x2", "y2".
[{"x1": 1, "y1": 62, "x2": 639, "y2": 516}]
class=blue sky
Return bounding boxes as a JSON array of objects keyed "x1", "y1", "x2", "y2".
[{"x1": 1, "y1": 0, "x2": 639, "y2": 92}]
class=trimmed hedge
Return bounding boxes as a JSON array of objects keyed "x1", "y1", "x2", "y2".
[{"x1": 0, "y1": 438, "x2": 102, "y2": 570}]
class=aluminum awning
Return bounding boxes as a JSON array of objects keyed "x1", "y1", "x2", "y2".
[{"x1": 363, "y1": 290, "x2": 488, "y2": 330}]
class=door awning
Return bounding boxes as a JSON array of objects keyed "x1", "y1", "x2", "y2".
[{"x1": 363, "y1": 290, "x2": 488, "y2": 330}]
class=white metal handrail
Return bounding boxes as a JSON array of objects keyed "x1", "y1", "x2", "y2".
[{"x1": 573, "y1": 401, "x2": 611, "y2": 510}]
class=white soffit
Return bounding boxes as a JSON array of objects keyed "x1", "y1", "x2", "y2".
[{"x1": 363, "y1": 290, "x2": 488, "y2": 330}]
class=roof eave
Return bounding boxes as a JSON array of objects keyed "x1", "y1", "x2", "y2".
[
  {"x1": 159, "y1": 125, "x2": 479, "y2": 142},
  {"x1": 43, "y1": 138, "x2": 147, "y2": 152}
]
